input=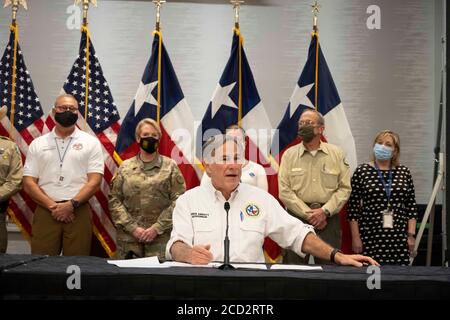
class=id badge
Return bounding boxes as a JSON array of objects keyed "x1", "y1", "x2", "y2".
[
  {"x1": 382, "y1": 209, "x2": 394, "y2": 229},
  {"x1": 56, "y1": 175, "x2": 64, "y2": 186}
]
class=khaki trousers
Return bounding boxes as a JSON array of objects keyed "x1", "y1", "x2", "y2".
[{"x1": 31, "y1": 203, "x2": 92, "y2": 256}]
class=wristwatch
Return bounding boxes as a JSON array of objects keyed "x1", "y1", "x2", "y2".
[
  {"x1": 70, "y1": 199, "x2": 80, "y2": 210},
  {"x1": 330, "y1": 248, "x2": 342, "y2": 264},
  {"x1": 323, "y1": 208, "x2": 331, "y2": 217}
]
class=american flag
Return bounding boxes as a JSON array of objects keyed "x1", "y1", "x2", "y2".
[
  {"x1": 44, "y1": 28, "x2": 120, "y2": 256},
  {"x1": 0, "y1": 25, "x2": 45, "y2": 240}
]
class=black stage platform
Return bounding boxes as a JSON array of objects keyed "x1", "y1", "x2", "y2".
[{"x1": 1, "y1": 254, "x2": 449, "y2": 299}]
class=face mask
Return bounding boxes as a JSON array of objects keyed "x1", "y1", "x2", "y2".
[
  {"x1": 139, "y1": 136, "x2": 159, "y2": 154},
  {"x1": 373, "y1": 143, "x2": 393, "y2": 161},
  {"x1": 54, "y1": 111, "x2": 78, "y2": 128},
  {"x1": 298, "y1": 125, "x2": 316, "y2": 143}
]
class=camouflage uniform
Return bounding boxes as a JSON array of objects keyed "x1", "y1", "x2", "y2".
[
  {"x1": 109, "y1": 153, "x2": 186, "y2": 260},
  {"x1": 0, "y1": 136, "x2": 23, "y2": 253}
]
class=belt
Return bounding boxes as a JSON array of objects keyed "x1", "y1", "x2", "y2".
[
  {"x1": 305, "y1": 202, "x2": 324, "y2": 209},
  {"x1": 55, "y1": 200, "x2": 69, "y2": 203}
]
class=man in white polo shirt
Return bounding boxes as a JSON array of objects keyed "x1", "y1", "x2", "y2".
[
  {"x1": 23, "y1": 94, "x2": 104, "y2": 256},
  {"x1": 166, "y1": 134, "x2": 378, "y2": 267}
]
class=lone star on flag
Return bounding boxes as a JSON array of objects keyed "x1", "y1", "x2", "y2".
[
  {"x1": 134, "y1": 80, "x2": 158, "y2": 116},
  {"x1": 289, "y1": 82, "x2": 314, "y2": 118},
  {"x1": 210, "y1": 82, "x2": 237, "y2": 118}
]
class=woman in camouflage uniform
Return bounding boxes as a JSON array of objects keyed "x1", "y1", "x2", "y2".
[{"x1": 109, "y1": 118, "x2": 186, "y2": 259}]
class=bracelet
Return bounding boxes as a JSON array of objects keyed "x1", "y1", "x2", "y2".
[
  {"x1": 407, "y1": 232, "x2": 416, "y2": 238},
  {"x1": 330, "y1": 248, "x2": 342, "y2": 264}
]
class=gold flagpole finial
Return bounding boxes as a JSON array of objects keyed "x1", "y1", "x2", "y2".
[
  {"x1": 230, "y1": 0, "x2": 244, "y2": 29},
  {"x1": 152, "y1": 0, "x2": 166, "y2": 31},
  {"x1": 311, "y1": 1, "x2": 321, "y2": 32},
  {"x1": 74, "y1": 0, "x2": 97, "y2": 27},
  {"x1": 4, "y1": 0, "x2": 27, "y2": 25}
]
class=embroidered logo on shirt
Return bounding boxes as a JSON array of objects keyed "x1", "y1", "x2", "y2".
[
  {"x1": 191, "y1": 212, "x2": 209, "y2": 219},
  {"x1": 72, "y1": 143, "x2": 83, "y2": 150},
  {"x1": 245, "y1": 204, "x2": 260, "y2": 217},
  {"x1": 249, "y1": 172, "x2": 255, "y2": 177}
]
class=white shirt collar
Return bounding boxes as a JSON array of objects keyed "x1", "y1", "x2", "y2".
[
  {"x1": 204, "y1": 177, "x2": 240, "y2": 203},
  {"x1": 50, "y1": 126, "x2": 80, "y2": 140}
]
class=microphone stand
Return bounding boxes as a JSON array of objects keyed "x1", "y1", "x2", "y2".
[{"x1": 219, "y1": 201, "x2": 235, "y2": 270}]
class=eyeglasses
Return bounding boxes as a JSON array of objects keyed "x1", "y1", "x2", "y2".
[
  {"x1": 298, "y1": 120, "x2": 317, "y2": 126},
  {"x1": 55, "y1": 105, "x2": 78, "y2": 113}
]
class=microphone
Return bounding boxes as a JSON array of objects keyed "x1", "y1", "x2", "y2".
[{"x1": 218, "y1": 201, "x2": 235, "y2": 270}]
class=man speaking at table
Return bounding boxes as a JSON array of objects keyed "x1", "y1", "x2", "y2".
[{"x1": 166, "y1": 134, "x2": 378, "y2": 267}]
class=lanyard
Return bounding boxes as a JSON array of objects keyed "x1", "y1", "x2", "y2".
[
  {"x1": 374, "y1": 162, "x2": 393, "y2": 203},
  {"x1": 55, "y1": 137, "x2": 73, "y2": 169}
]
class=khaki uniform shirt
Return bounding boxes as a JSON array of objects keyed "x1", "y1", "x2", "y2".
[
  {"x1": 0, "y1": 136, "x2": 23, "y2": 205},
  {"x1": 109, "y1": 153, "x2": 186, "y2": 242},
  {"x1": 278, "y1": 142, "x2": 351, "y2": 220}
]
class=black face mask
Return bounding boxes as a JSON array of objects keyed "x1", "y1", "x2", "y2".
[
  {"x1": 298, "y1": 125, "x2": 316, "y2": 143},
  {"x1": 55, "y1": 111, "x2": 78, "y2": 128},
  {"x1": 139, "y1": 136, "x2": 159, "y2": 154}
]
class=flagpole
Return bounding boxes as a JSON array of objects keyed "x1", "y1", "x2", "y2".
[
  {"x1": 4, "y1": 0, "x2": 27, "y2": 139},
  {"x1": 152, "y1": 0, "x2": 165, "y2": 124},
  {"x1": 231, "y1": 0, "x2": 244, "y2": 127},
  {"x1": 311, "y1": 1, "x2": 321, "y2": 110},
  {"x1": 153, "y1": 0, "x2": 165, "y2": 32},
  {"x1": 75, "y1": 0, "x2": 97, "y2": 130}
]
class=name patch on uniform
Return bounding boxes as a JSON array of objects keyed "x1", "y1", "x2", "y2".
[
  {"x1": 191, "y1": 212, "x2": 209, "y2": 219},
  {"x1": 245, "y1": 204, "x2": 260, "y2": 217}
]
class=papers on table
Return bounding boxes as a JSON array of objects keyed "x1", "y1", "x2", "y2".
[
  {"x1": 108, "y1": 258, "x2": 268, "y2": 270},
  {"x1": 270, "y1": 264, "x2": 323, "y2": 271},
  {"x1": 107, "y1": 256, "x2": 166, "y2": 268},
  {"x1": 108, "y1": 257, "x2": 321, "y2": 271}
]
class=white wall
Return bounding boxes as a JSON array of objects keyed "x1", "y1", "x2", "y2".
[{"x1": 0, "y1": 0, "x2": 441, "y2": 203}]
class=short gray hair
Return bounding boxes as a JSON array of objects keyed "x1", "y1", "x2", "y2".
[
  {"x1": 202, "y1": 134, "x2": 244, "y2": 163},
  {"x1": 300, "y1": 109, "x2": 325, "y2": 126},
  {"x1": 54, "y1": 94, "x2": 78, "y2": 107}
]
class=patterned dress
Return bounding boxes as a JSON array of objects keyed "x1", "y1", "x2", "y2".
[{"x1": 348, "y1": 163, "x2": 417, "y2": 265}]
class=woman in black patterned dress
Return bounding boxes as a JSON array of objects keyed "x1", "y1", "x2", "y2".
[{"x1": 348, "y1": 130, "x2": 417, "y2": 265}]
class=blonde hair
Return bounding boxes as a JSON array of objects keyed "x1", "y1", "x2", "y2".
[
  {"x1": 135, "y1": 118, "x2": 161, "y2": 140},
  {"x1": 372, "y1": 130, "x2": 400, "y2": 166}
]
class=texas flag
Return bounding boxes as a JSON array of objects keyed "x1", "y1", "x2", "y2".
[
  {"x1": 115, "y1": 31, "x2": 201, "y2": 189},
  {"x1": 198, "y1": 28, "x2": 279, "y2": 261},
  {"x1": 197, "y1": 28, "x2": 272, "y2": 169},
  {"x1": 270, "y1": 32, "x2": 357, "y2": 253}
]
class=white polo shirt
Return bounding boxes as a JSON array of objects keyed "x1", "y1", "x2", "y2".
[
  {"x1": 24, "y1": 127, "x2": 104, "y2": 201},
  {"x1": 201, "y1": 161, "x2": 268, "y2": 191},
  {"x1": 166, "y1": 180, "x2": 314, "y2": 263}
]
